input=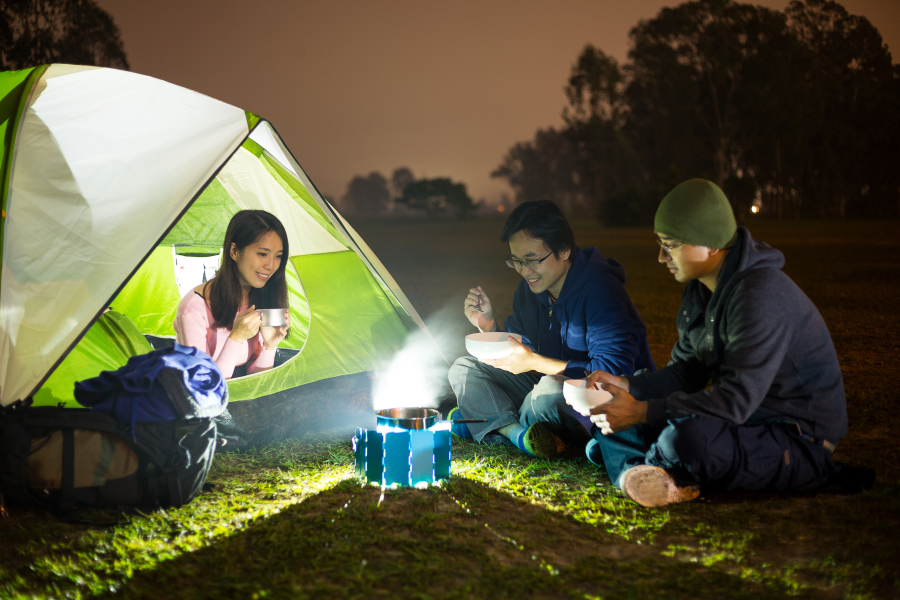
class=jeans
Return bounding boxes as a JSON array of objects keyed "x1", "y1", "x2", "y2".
[
  {"x1": 590, "y1": 414, "x2": 835, "y2": 493},
  {"x1": 588, "y1": 425, "x2": 655, "y2": 486},
  {"x1": 447, "y1": 356, "x2": 592, "y2": 445}
]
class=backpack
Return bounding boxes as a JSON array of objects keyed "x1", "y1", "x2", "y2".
[{"x1": 0, "y1": 367, "x2": 221, "y2": 513}]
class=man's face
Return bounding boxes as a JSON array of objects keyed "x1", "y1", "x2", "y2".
[
  {"x1": 508, "y1": 231, "x2": 570, "y2": 297},
  {"x1": 657, "y1": 234, "x2": 719, "y2": 284}
]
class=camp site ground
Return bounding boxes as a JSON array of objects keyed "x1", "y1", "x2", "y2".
[{"x1": 1, "y1": 217, "x2": 898, "y2": 599}]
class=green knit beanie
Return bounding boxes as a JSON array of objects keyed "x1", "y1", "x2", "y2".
[{"x1": 654, "y1": 179, "x2": 737, "y2": 249}]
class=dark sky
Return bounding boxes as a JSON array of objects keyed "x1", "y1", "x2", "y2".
[{"x1": 93, "y1": 0, "x2": 899, "y2": 206}]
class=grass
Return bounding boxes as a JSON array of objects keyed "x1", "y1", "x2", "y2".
[{"x1": 1, "y1": 218, "x2": 898, "y2": 599}]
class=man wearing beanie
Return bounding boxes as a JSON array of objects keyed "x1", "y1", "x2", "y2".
[{"x1": 577, "y1": 179, "x2": 860, "y2": 507}]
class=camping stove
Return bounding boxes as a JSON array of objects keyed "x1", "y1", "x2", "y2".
[{"x1": 352, "y1": 423, "x2": 452, "y2": 486}]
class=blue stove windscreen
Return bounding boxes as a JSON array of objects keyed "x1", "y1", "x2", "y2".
[
  {"x1": 364, "y1": 429, "x2": 384, "y2": 484},
  {"x1": 410, "y1": 430, "x2": 436, "y2": 485},
  {"x1": 384, "y1": 430, "x2": 412, "y2": 486},
  {"x1": 354, "y1": 425, "x2": 454, "y2": 486},
  {"x1": 434, "y1": 430, "x2": 452, "y2": 479}
]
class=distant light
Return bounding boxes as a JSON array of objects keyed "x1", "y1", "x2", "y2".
[
  {"x1": 750, "y1": 206, "x2": 759, "y2": 214},
  {"x1": 498, "y1": 205, "x2": 505, "y2": 213}
]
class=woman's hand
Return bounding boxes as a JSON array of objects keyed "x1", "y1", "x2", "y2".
[
  {"x1": 229, "y1": 305, "x2": 262, "y2": 343},
  {"x1": 464, "y1": 286, "x2": 496, "y2": 332},
  {"x1": 261, "y1": 309, "x2": 291, "y2": 350}
]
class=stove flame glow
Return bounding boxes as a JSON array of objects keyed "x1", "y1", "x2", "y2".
[{"x1": 374, "y1": 422, "x2": 450, "y2": 435}]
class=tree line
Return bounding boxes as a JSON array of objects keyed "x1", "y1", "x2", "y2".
[
  {"x1": 339, "y1": 167, "x2": 479, "y2": 220},
  {"x1": 492, "y1": 0, "x2": 900, "y2": 223}
]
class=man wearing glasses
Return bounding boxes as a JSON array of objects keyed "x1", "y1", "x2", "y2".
[
  {"x1": 448, "y1": 199, "x2": 655, "y2": 459},
  {"x1": 581, "y1": 179, "x2": 863, "y2": 507}
]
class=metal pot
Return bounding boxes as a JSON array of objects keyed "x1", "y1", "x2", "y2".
[
  {"x1": 258, "y1": 308, "x2": 287, "y2": 327},
  {"x1": 375, "y1": 407, "x2": 486, "y2": 430}
]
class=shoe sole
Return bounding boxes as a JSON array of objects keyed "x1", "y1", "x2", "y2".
[{"x1": 621, "y1": 465, "x2": 700, "y2": 508}]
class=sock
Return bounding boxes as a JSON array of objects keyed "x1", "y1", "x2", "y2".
[{"x1": 508, "y1": 424, "x2": 533, "y2": 457}]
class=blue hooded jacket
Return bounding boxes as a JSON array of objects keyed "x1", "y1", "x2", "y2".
[{"x1": 503, "y1": 246, "x2": 655, "y2": 379}]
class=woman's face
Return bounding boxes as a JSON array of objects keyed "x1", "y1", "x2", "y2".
[{"x1": 230, "y1": 230, "x2": 284, "y2": 290}]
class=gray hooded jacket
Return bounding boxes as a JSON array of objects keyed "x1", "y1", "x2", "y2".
[{"x1": 627, "y1": 227, "x2": 847, "y2": 444}]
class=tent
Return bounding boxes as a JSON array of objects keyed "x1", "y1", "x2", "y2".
[{"x1": 0, "y1": 65, "x2": 439, "y2": 445}]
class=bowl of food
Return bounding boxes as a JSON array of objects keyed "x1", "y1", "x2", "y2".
[
  {"x1": 563, "y1": 379, "x2": 613, "y2": 416},
  {"x1": 465, "y1": 332, "x2": 523, "y2": 360}
]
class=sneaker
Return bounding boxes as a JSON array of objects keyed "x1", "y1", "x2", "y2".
[
  {"x1": 446, "y1": 407, "x2": 473, "y2": 439},
  {"x1": 618, "y1": 465, "x2": 700, "y2": 507},
  {"x1": 519, "y1": 422, "x2": 576, "y2": 459}
]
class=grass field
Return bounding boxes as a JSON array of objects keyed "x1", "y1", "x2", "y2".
[{"x1": 1, "y1": 218, "x2": 898, "y2": 599}]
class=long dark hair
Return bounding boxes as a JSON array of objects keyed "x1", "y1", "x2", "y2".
[{"x1": 207, "y1": 210, "x2": 289, "y2": 330}]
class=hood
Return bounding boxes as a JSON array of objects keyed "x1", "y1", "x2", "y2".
[
  {"x1": 709, "y1": 227, "x2": 784, "y2": 306},
  {"x1": 532, "y1": 246, "x2": 625, "y2": 308},
  {"x1": 731, "y1": 227, "x2": 784, "y2": 273}
]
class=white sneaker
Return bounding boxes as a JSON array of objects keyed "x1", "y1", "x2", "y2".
[{"x1": 619, "y1": 465, "x2": 700, "y2": 508}]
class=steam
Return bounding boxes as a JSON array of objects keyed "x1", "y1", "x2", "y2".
[{"x1": 372, "y1": 302, "x2": 467, "y2": 411}]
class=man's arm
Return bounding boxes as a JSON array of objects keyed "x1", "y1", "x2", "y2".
[
  {"x1": 644, "y1": 280, "x2": 794, "y2": 426},
  {"x1": 550, "y1": 274, "x2": 645, "y2": 379},
  {"x1": 626, "y1": 288, "x2": 711, "y2": 400}
]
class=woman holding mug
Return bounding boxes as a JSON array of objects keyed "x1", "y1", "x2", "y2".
[{"x1": 175, "y1": 210, "x2": 291, "y2": 379}]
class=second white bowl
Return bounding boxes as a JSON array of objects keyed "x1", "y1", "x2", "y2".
[{"x1": 563, "y1": 379, "x2": 613, "y2": 416}]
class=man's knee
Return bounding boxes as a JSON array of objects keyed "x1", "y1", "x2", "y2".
[
  {"x1": 652, "y1": 416, "x2": 730, "y2": 468},
  {"x1": 448, "y1": 356, "x2": 481, "y2": 386},
  {"x1": 525, "y1": 375, "x2": 566, "y2": 415}
]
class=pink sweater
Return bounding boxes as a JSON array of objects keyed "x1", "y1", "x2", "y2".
[{"x1": 174, "y1": 290, "x2": 276, "y2": 379}]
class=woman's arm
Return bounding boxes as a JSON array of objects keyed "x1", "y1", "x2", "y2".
[
  {"x1": 246, "y1": 334, "x2": 276, "y2": 375},
  {"x1": 175, "y1": 292, "x2": 244, "y2": 379}
]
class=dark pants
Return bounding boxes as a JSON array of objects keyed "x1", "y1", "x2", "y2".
[{"x1": 592, "y1": 415, "x2": 835, "y2": 493}]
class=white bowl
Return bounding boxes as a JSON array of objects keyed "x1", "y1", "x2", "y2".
[
  {"x1": 563, "y1": 379, "x2": 613, "y2": 416},
  {"x1": 465, "y1": 332, "x2": 523, "y2": 360}
]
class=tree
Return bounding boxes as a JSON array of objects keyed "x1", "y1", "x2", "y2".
[
  {"x1": 396, "y1": 177, "x2": 477, "y2": 220},
  {"x1": 625, "y1": 0, "x2": 796, "y2": 192},
  {"x1": 340, "y1": 172, "x2": 390, "y2": 217},
  {"x1": 0, "y1": 0, "x2": 129, "y2": 70},
  {"x1": 563, "y1": 45, "x2": 644, "y2": 216},
  {"x1": 784, "y1": 0, "x2": 898, "y2": 218},
  {"x1": 390, "y1": 167, "x2": 414, "y2": 201},
  {"x1": 493, "y1": 0, "x2": 900, "y2": 222},
  {"x1": 491, "y1": 127, "x2": 590, "y2": 214}
]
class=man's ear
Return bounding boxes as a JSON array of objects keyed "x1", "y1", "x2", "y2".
[
  {"x1": 562, "y1": 248, "x2": 571, "y2": 261},
  {"x1": 707, "y1": 247, "x2": 722, "y2": 258}
]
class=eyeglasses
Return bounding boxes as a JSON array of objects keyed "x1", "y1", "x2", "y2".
[
  {"x1": 506, "y1": 251, "x2": 554, "y2": 271},
  {"x1": 656, "y1": 238, "x2": 683, "y2": 254}
]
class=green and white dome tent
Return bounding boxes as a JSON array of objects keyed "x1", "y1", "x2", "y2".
[{"x1": 0, "y1": 65, "x2": 440, "y2": 441}]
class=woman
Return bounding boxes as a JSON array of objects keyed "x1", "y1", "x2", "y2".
[{"x1": 174, "y1": 210, "x2": 291, "y2": 379}]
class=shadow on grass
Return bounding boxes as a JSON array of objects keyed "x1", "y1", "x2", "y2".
[{"x1": 71, "y1": 477, "x2": 811, "y2": 600}]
